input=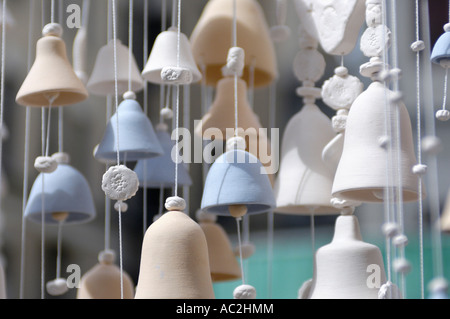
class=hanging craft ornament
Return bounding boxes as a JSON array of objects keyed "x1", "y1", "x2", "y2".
[
  {"x1": 190, "y1": 0, "x2": 277, "y2": 88},
  {"x1": 431, "y1": 21, "x2": 450, "y2": 121},
  {"x1": 87, "y1": 39, "x2": 143, "y2": 96},
  {"x1": 16, "y1": 23, "x2": 88, "y2": 107},
  {"x1": 101, "y1": 164, "x2": 139, "y2": 202},
  {"x1": 270, "y1": 0, "x2": 290, "y2": 43}
]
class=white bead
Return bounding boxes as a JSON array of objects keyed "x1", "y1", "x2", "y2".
[
  {"x1": 101, "y1": 165, "x2": 139, "y2": 201},
  {"x1": 51, "y1": 152, "x2": 70, "y2": 164},
  {"x1": 382, "y1": 222, "x2": 399, "y2": 238},
  {"x1": 160, "y1": 107, "x2": 173, "y2": 120},
  {"x1": 359, "y1": 57, "x2": 385, "y2": 78},
  {"x1": 233, "y1": 284, "x2": 256, "y2": 299},
  {"x1": 123, "y1": 91, "x2": 136, "y2": 100},
  {"x1": 295, "y1": 86, "x2": 322, "y2": 100},
  {"x1": 293, "y1": 48, "x2": 326, "y2": 83},
  {"x1": 155, "y1": 122, "x2": 168, "y2": 132},
  {"x1": 34, "y1": 156, "x2": 58, "y2": 173},
  {"x1": 365, "y1": 1, "x2": 382, "y2": 28},
  {"x1": 392, "y1": 234, "x2": 408, "y2": 247},
  {"x1": 360, "y1": 25, "x2": 391, "y2": 58},
  {"x1": 114, "y1": 200, "x2": 128, "y2": 213},
  {"x1": 161, "y1": 66, "x2": 193, "y2": 84},
  {"x1": 226, "y1": 136, "x2": 246, "y2": 151},
  {"x1": 331, "y1": 114, "x2": 347, "y2": 133},
  {"x1": 428, "y1": 277, "x2": 448, "y2": 293},
  {"x1": 98, "y1": 249, "x2": 116, "y2": 264},
  {"x1": 196, "y1": 209, "x2": 217, "y2": 223},
  {"x1": 378, "y1": 281, "x2": 402, "y2": 299},
  {"x1": 334, "y1": 66, "x2": 348, "y2": 77},
  {"x1": 378, "y1": 135, "x2": 390, "y2": 149},
  {"x1": 46, "y1": 278, "x2": 68, "y2": 296},
  {"x1": 297, "y1": 278, "x2": 313, "y2": 299},
  {"x1": 42, "y1": 23, "x2": 63, "y2": 37},
  {"x1": 393, "y1": 258, "x2": 411, "y2": 274},
  {"x1": 390, "y1": 91, "x2": 403, "y2": 103},
  {"x1": 270, "y1": 25, "x2": 291, "y2": 43},
  {"x1": 321, "y1": 73, "x2": 363, "y2": 110},
  {"x1": 226, "y1": 47, "x2": 245, "y2": 74},
  {"x1": 165, "y1": 196, "x2": 186, "y2": 211},
  {"x1": 330, "y1": 197, "x2": 361, "y2": 209},
  {"x1": 412, "y1": 164, "x2": 427, "y2": 176},
  {"x1": 234, "y1": 242, "x2": 255, "y2": 259},
  {"x1": 436, "y1": 109, "x2": 450, "y2": 121},
  {"x1": 389, "y1": 68, "x2": 402, "y2": 80},
  {"x1": 422, "y1": 135, "x2": 442, "y2": 156},
  {"x1": 340, "y1": 206, "x2": 355, "y2": 215},
  {"x1": 0, "y1": 124, "x2": 8, "y2": 141},
  {"x1": 444, "y1": 23, "x2": 450, "y2": 32},
  {"x1": 411, "y1": 40, "x2": 425, "y2": 52}
]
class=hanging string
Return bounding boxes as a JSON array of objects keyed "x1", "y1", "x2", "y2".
[
  {"x1": 128, "y1": 0, "x2": 133, "y2": 93},
  {"x1": 441, "y1": 68, "x2": 448, "y2": 112},
  {"x1": 413, "y1": 0, "x2": 425, "y2": 300},
  {"x1": 232, "y1": 0, "x2": 238, "y2": 136},
  {"x1": 142, "y1": 0, "x2": 149, "y2": 234},
  {"x1": 55, "y1": 221, "x2": 63, "y2": 279},
  {"x1": 236, "y1": 218, "x2": 246, "y2": 284},
  {"x1": 111, "y1": 0, "x2": 124, "y2": 299},
  {"x1": 50, "y1": 0, "x2": 55, "y2": 24},
  {"x1": 182, "y1": 84, "x2": 190, "y2": 213},
  {"x1": 171, "y1": 0, "x2": 176, "y2": 28}
]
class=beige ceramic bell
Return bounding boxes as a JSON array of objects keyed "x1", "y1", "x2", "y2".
[
  {"x1": 190, "y1": 0, "x2": 277, "y2": 88},
  {"x1": 135, "y1": 206, "x2": 215, "y2": 299},
  {"x1": 16, "y1": 23, "x2": 88, "y2": 107},
  {"x1": 142, "y1": 28, "x2": 202, "y2": 84},
  {"x1": 77, "y1": 250, "x2": 134, "y2": 299},
  {"x1": 87, "y1": 39, "x2": 143, "y2": 96},
  {"x1": 332, "y1": 81, "x2": 422, "y2": 202},
  {"x1": 308, "y1": 214, "x2": 387, "y2": 299},
  {"x1": 274, "y1": 104, "x2": 341, "y2": 215},
  {"x1": 441, "y1": 189, "x2": 450, "y2": 233},
  {"x1": 197, "y1": 210, "x2": 241, "y2": 282}
]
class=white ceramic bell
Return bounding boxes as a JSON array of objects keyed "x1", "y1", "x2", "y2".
[
  {"x1": 190, "y1": 0, "x2": 277, "y2": 87},
  {"x1": 332, "y1": 81, "x2": 422, "y2": 202},
  {"x1": 274, "y1": 104, "x2": 340, "y2": 215},
  {"x1": 142, "y1": 28, "x2": 202, "y2": 84},
  {"x1": 87, "y1": 39, "x2": 144, "y2": 96},
  {"x1": 135, "y1": 211, "x2": 215, "y2": 299},
  {"x1": 308, "y1": 214, "x2": 387, "y2": 299}
]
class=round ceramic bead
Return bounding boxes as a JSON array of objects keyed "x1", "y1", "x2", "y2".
[
  {"x1": 382, "y1": 222, "x2": 399, "y2": 238},
  {"x1": 340, "y1": 206, "x2": 355, "y2": 215},
  {"x1": 392, "y1": 234, "x2": 408, "y2": 247},
  {"x1": 360, "y1": 25, "x2": 391, "y2": 57},
  {"x1": 98, "y1": 249, "x2": 116, "y2": 264},
  {"x1": 226, "y1": 47, "x2": 245, "y2": 74},
  {"x1": 436, "y1": 109, "x2": 450, "y2": 121},
  {"x1": 295, "y1": 86, "x2": 322, "y2": 100},
  {"x1": 389, "y1": 68, "x2": 402, "y2": 81},
  {"x1": 332, "y1": 114, "x2": 347, "y2": 133},
  {"x1": 334, "y1": 66, "x2": 348, "y2": 77},
  {"x1": 270, "y1": 25, "x2": 291, "y2": 42},
  {"x1": 330, "y1": 197, "x2": 361, "y2": 209},
  {"x1": 378, "y1": 135, "x2": 390, "y2": 149},
  {"x1": 412, "y1": 164, "x2": 427, "y2": 176},
  {"x1": 444, "y1": 23, "x2": 450, "y2": 32},
  {"x1": 160, "y1": 107, "x2": 173, "y2": 120},
  {"x1": 34, "y1": 156, "x2": 58, "y2": 173},
  {"x1": 422, "y1": 136, "x2": 442, "y2": 156},
  {"x1": 42, "y1": 23, "x2": 63, "y2": 37},
  {"x1": 123, "y1": 91, "x2": 136, "y2": 100},
  {"x1": 365, "y1": 0, "x2": 382, "y2": 28},
  {"x1": 196, "y1": 209, "x2": 217, "y2": 223},
  {"x1": 101, "y1": 165, "x2": 139, "y2": 201},
  {"x1": 393, "y1": 258, "x2": 411, "y2": 274},
  {"x1": 114, "y1": 200, "x2": 128, "y2": 213},
  {"x1": 51, "y1": 152, "x2": 70, "y2": 164},
  {"x1": 233, "y1": 284, "x2": 256, "y2": 299},
  {"x1": 390, "y1": 91, "x2": 403, "y2": 103},
  {"x1": 359, "y1": 56, "x2": 385, "y2": 78},
  {"x1": 226, "y1": 136, "x2": 246, "y2": 151},
  {"x1": 411, "y1": 40, "x2": 425, "y2": 52},
  {"x1": 234, "y1": 242, "x2": 255, "y2": 259},
  {"x1": 378, "y1": 281, "x2": 402, "y2": 299},
  {"x1": 428, "y1": 277, "x2": 448, "y2": 294},
  {"x1": 161, "y1": 66, "x2": 193, "y2": 84},
  {"x1": 321, "y1": 73, "x2": 363, "y2": 110},
  {"x1": 293, "y1": 48, "x2": 326, "y2": 83},
  {"x1": 46, "y1": 278, "x2": 68, "y2": 296},
  {"x1": 165, "y1": 196, "x2": 186, "y2": 211}
]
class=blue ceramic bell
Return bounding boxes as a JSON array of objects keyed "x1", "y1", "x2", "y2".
[
  {"x1": 201, "y1": 137, "x2": 275, "y2": 217},
  {"x1": 134, "y1": 124, "x2": 192, "y2": 188},
  {"x1": 24, "y1": 160, "x2": 96, "y2": 225},
  {"x1": 431, "y1": 27, "x2": 450, "y2": 65},
  {"x1": 94, "y1": 92, "x2": 163, "y2": 162}
]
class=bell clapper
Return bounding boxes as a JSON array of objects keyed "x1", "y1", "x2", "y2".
[
  {"x1": 52, "y1": 212, "x2": 69, "y2": 223},
  {"x1": 228, "y1": 204, "x2": 247, "y2": 219}
]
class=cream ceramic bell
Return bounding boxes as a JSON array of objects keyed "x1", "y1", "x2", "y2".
[
  {"x1": 440, "y1": 189, "x2": 450, "y2": 233},
  {"x1": 190, "y1": 0, "x2": 277, "y2": 87},
  {"x1": 142, "y1": 28, "x2": 202, "y2": 84},
  {"x1": 77, "y1": 250, "x2": 135, "y2": 299},
  {"x1": 197, "y1": 210, "x2": 241, "y2": 282},
  {"x1": 16, "y1": 23, "x2": 88, "y2": 107},
  {"x1": 274, "y1": 104, "x2": 340, "y2": 215},
  {"x1": 87, "y1": 39, "x2": 143, "y2": 96},
  {"x1": 308, "y1": 214, "x2": 387, "y2": 299},
  {"x1": 135, "y1": 207, "x2": 215, "y2": 299},
  {"x1": 332, "y1": 81, "x2": 422, "y2": 202}
]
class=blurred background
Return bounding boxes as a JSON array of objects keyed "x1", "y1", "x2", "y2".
[{"x1": 0, "y1": 0, "x2": 449, "y2": 299}]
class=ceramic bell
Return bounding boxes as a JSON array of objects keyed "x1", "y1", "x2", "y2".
[
  {"x1": 197, "y1": 211, "x2": 241, "y2": 282},
  {"x1": 0, "y1": 263, "x2": 5, "y2": 299},
  {"x1": 135, "y1": 211, "x2": 215, "y2": 299},
  {"x1": 94, "y1": 95, "x2": 163, "y2": 162},
  {"x1": 431, "y1": 28, "x2": 450, "y2": 66},
  {"x1": 16, "y1": 23, "x2": 88, "y2": 107},
  {"x1": 332, "y1": 81, "x2": 422, "y2": 202},
  {"x1": 87, "y1": 39, "x2": 144, "y2": 96},
  {"x1": 142, "y1": 28, "x2": 202, "y2": 84},
  {"x1": 274, "y1": 104, "x2": 340, "y2": 215},
  {"x1": 77, "y1": 250, "x2": 134, "y2": 299},
  {"x1": 440, "y1": 188, "x2": 450, "y2": 233},
  {"x1": 201, "y1": 147, "x2": 275, "y2": 216},
  {"x1": 190, "y1": 0, "x2": 277, "y2": 87},
  {"x1": 133, "y1": 124, "x2": 192, "y2": 188},
  {"x1": 308, "y1": 214, "x2": 387, "y2": 299},
  {"x1": 24, "y1": 163, "x2": 96, "y2": 225}
]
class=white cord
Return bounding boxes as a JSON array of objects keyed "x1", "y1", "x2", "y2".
[
  {"x1": 128, "y1": 0, "x2": 133, "y2": 93},
  {"x1": 142, "y1": 0, "x2": 148, "y2": 233},
  {"x1": 236, "y1": 217, "x2": 245, "y2": 284}
]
